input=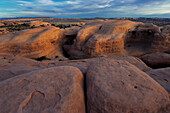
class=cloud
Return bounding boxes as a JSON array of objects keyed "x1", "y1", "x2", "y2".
[{"x1": 1, "y1": 0, "x2": 170, "y2": 18}]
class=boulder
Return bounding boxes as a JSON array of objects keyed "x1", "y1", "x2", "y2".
[
  {"x1": 146, "y1": 67, "x2": 170, "y2": 93},
  {"x1": 86, "y1": 58, "x2": 170, "y2": 113},
  {"x1": 29, "y1": 21, "x2": 51, "y2": 27},
  {"x1": 141, "y1": 53, "x2": 170, "y2": 68},
  {"x1": 41, "y1": 56, "x2": 151, "y2": 75},
  {"x1": 107, "y1": 56, "x2": 151, "y2": 71},
  {"x1": 0, "y1": 66, "x2": 85, "y2": 113},
  {"x1": 0, "y1": 26, "x2": 66, "y2": 59},
  {"x1": 64, "y1": 20, "x2": 137, "y2": 59}
]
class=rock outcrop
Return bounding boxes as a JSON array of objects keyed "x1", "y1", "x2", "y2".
[
  {"x1": 29, "y1": 21, "x2": 51, "y2": 27},
  {"x1": 162, "y1": 25, "x2": 170, "y2": 35},
  {"x1": 0, "y1": 23, "x2": 5, "y2": 26},
  {"x1": 86, "y1": 59, "x2": 170, "y2": 113},
  {"x1": 0, "y1": 54, "x2": 42, "y2": 81},
  {"x1": 0, "y1": 66, "x2": 85, "y2": 113},
  {"x1": 125, "y1": 23, "x2": 170, "y2": 56},
  {"x1": 64, "y1": 20, "x2": 137, "y2": 59},
  {"x1": 0, "y1": 28, "x2": 8, "y2": 35},
  {"x1": 141, "y1": 53, "x2": 170, "y2": 68},
  {"x1": 146, "y1": 67, "x2": 170, "y2": 93},
  {"x1": 0, "y1": 26, "x2": 65, "y2": 59}
]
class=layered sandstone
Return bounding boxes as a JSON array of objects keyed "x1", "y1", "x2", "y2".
[
  {"x1": 64, "y1": 20, "x2": 137, "y2": 58},
  {"x1": 0, "y1": 26, "x2": 65, "y2": 59}
]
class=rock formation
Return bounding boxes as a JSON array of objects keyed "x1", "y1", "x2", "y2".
[
  {"x1": 0, "y1": 22, "x2": 5, "y2": 26},
  {"x1": 141, "y1": 52, "x2": 170, "y2": 68},
  {"x1": 0, "y1": 66, "x2": 85, "y2": 113},
  {"x1": 0, "y1": 26, "x2": 65, "y2": 59},
  {"x1": 29, "y1": 21, "x2": 51, "y2": 27},
  {"x1": 0, "y1": 28, "x2": 8, "y2": 35},
  {"x1": 86, "y1": 59, "x2": 170, "y2": 113},
  {"x1": 125, "y1": 23, "x2": 170, "y2": 56},
  {"x1": 146, "y1": 67, "x2": 170, "y2": 93},
  {"x1": 64, "y1": 20, "x2": 137, "y2": 59}
]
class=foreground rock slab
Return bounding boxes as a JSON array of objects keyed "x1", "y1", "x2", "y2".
[
  {"x1": 0, "y1": 66, "x2": 85, "y2": 113},
  {"x1": 146, "y1": 67, "x2": 170, "y2": 93},
  {"x1": 86, "y1": 59, "x2": 170, "y2": 113}
]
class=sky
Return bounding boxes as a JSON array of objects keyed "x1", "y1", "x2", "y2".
[{"x1": 0, "y1": 0, "x2": 170, "y2": 18}]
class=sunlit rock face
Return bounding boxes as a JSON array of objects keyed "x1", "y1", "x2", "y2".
[
  {"x1": 0, "y1": 26, "x2": 65, "y2": 59},
  {"x1": 29, "y1": 21, "x2": 51, "y2": 27},
  {"x1": 64, "y1": 20, "x2": 137, "y2": 59}
]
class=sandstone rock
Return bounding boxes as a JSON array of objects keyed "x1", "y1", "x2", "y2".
[
  {"x1": 41, "y1": 56, "x2": 151, "y2": 75},
  {"x1": 107, "y1": 56, "x2": 151, "y2": 71},
  {"x1": 77, "y1": 22, "x2": 85, "y2": 27},
  {"x1": 0, "y1": 22, "x2": 5, "y2": 26},
  {"x1": 0, "y1": 55, "x2": 42, "y2": 81},
  {"x1": 29, "y1": 21, "x2": 51, "y2": 27},
  {"x1": 125, "y1": 23, "x2": 170, "y2": 56},
  {"x1": 0, "y1": 66, "x2": 85, "y2": 113},
  {"x1": 162, "y1": 25, "x2": 170, "y2": 35},
  {"x1": 0, "y1": 28, "x2": 9, "y2": 35},
  {"x1": 146, "y1": 67, "x2": 170, "y2": 93},
  {"x1": 4, "y1": 22, "x2": 22, "y2": 26},
  {"x1": 141, "y1": 53, "x2": 170, "y2": 68},
  {"x1": 64, "y1": 26, "x2": 80, "y2": 46},
  {"x1": 86, "y1": 59, "x2": 170, "y2": 113},
  {"x1": 64, "y1": 20, "x2": 137, "y2": 58},
  {"x1": 0, "y1": 26, "x2": 65, "y2": 59}
]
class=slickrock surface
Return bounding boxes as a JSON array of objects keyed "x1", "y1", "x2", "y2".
[
  {"x1": 0, "y1": 54, "x2": 150, "y2": 82},
  {"x1": 0, "y1": 66, "x2": 85, "y2": 113},
  {"x1": 0, "y1": 26, "x2": 65, "y2": 59},
  {"x1": 0, "y1": 28, "x2": 8, "y2": 35},
  {"x1": 141, "y1": 53, "x2": 170, "y2": 68},
  {"x1": 29, "y1": 21, "x2": 51, "y2": 27},
  {"x1": 64, "y1": 20, "x2": 137, "y2": 58},
  {"x1": 0, "y1": 54, "x2": 42, "y2": 81},
  {"x1": 86, "y1": 59, "x2": 170, "y2": 113},
  {"x1": 146, "y1": 67, "x2": 170, "y2": 93}
]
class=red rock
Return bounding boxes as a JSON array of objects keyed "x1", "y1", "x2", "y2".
[
  {"x1": 141, "y1": 52, "x2": 170, "y2": 68},
  {"x1": 146, "y1": 67, "x2": 170, "y2": 93},
  {"x1": 125, "y1": 23, "x2": 170, "y2": 56},
  {"x1": 0, "y1": 55, "x2": 42, "y2": 81},
  {"x1": 0, "y1": 66, "x2": 85, "y2": 113},
  {"x1": 29, "y1": 21, "x2": 51, "y2": 27},
  {"x1": 0, "y1": 23, "x2": 5, "y2": 26},
  {"x1": 86, "y1": 58, "x2": 170, "y2": 113},
  {"x1": 64, "y1": 20, "x2": 137, "y2": 58},
  {"x1": 0, "y1": 26, "x2": 65, "y2": 59}
]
